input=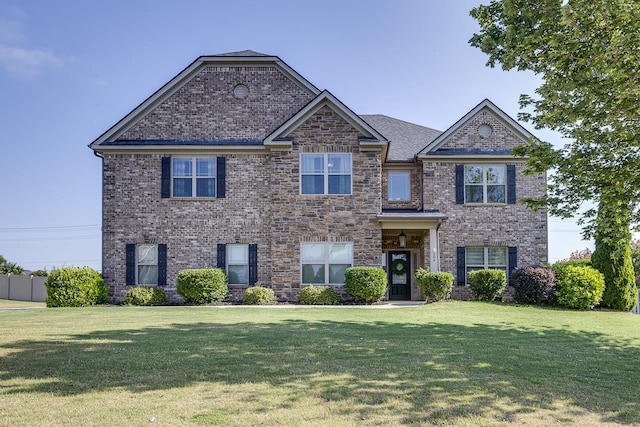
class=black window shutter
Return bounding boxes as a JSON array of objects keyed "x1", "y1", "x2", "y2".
[
  {"x1": 249, "y1": 244, "x2": 258, "y2": 285},
  {"x1": 126, "y1": 244, "x2": 136, "y2": 285},
  {"x1": 161, "y1": 157, "x2": 171, "y2": 198},
  {"x1": 158, "y1": 244, "x2": 167, "y2": 286},
  {"x1": 507, "y1": 164, "x2": 516, "y2": 204},
  {"x1": 508, "y1": 246, "x2": 518, "y2": 284},
  {"x1": 217, "y1": 244, "x2": 226, "y2": 269},
  {"x1": 217, "y1": 157, "x2": 226, "y2": 198},
  {"x1": 456, "y1": 246, "x2": 466, "y2": 285},
  {"x1": 455, "y1": 164, "x2": 464, "y2": 204}
]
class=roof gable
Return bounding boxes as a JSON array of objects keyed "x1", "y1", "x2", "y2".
[
  {"x1": 90, "y1": 52, "x2": 320, "y2": 148},
  {"x1": 264, "y1": 90, "x2": 388, "y2": 151},
  {"x1": 418, "y1": 99, "x2": 536, "y2": 158}
]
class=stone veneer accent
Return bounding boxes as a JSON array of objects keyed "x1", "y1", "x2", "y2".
[{"x1": 269, "y1": 105, "x2": 383, "y2": 300}]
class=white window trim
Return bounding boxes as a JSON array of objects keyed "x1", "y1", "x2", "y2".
[
  {"x1": 171, "y1": 157, "x2": 217, "y2": 198},
  {"x1": 227, "y1": 244, "x2": 249, "y2": 285},
  {"x1": 465, "y1": 247, "x2": 507, "y2": 285},
  {"x1": 137, "y1": 244, "x2": 158, "y2": 286},
  {"x1": 464, "y1": 164, "x2": 506, "y2": 204},
  {"x1": 300, "y1": 153, "x2": 352, "y2": 195},
  {"x1": 300, "y1": 242, "x2": 353, "y2": 285},
  {"x1": 387, "y1": 170, "x2": 411, "y2": 201}
]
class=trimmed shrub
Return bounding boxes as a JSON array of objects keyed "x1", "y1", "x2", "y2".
[
  {"x1": 344, "y1": 266, "x2": 388, "y2": 303},
  {"x1": 555, "y1": 265, "x2": 604, "y2": 310},
  {"x1": 553, "y1": 259, "x2": 592, "y2": 282},
  {"x1": 298, "y1": 285, "x2": 340, "y2": 305},
  {"x1": 124, "y1": 286, "x2": 167, "y2": 306},
  {"x1": 415, "y1": 268, "x2": 453, "y2": 301},
  {"x1": 45, "y1": 267, "x2": 108, "y2": 307},
  {"x1": 243, "y1": 286, "x2": 275, "y2": 305},
  {"x1": 177, "y1": 268, "x2": 228, "y2": 304},
  {"x1": 468, "y1": 269, "x2": 507, "y2": 301},
  {"x1": 511, "y1": 266, "x2": 556, "y2": 304}
]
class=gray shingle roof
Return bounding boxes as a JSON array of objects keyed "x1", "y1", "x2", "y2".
[
  {"x1": 360, "y1": 114, "x2": 442, "y2": 162},
  {"x1": 213, "y1": 50, "x2": 271, "y2": 57}
]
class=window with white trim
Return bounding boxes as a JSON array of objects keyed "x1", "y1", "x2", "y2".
[
  {"x1": 465, "y1": 247, "x2": 507, "y2": 283},
  {"x1": 137, "y1": 244, "x2": 158, "y2": 285},
  {"x1": 464, "y1": 165, "x2": 506, "y2": 203},
  {"x1": 301, "y1": 242, "x2": 353, "y2": 284},
  {"x1": 301, "y1": 153, "x2": 352, "y2": 195},
  {"x1": 388, "y1": 171, "x2": 410, "y2": 201},
  {"x1": 172, "y1": 157, "x2": 216, "y2": 197},
  {"x1": 227, "y1": 244, "x2": 249, "y2": 285}
]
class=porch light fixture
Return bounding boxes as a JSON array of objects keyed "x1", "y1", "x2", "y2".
[{"x1": 398, "y1": 230, "x2": 406, "y2": 248}]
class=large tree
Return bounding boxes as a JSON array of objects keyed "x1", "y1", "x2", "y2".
[{"x1": 469, "y1": 0, "x2": 639, "y2": 310}]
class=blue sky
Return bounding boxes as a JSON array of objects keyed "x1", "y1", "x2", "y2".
[{"x1": 0, "y1": 0, "x2": 590, "y2": 271}]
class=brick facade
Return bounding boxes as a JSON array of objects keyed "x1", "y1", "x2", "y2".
[{"x1": 92, "y1": 52, "x2": 548, "y2": 303}]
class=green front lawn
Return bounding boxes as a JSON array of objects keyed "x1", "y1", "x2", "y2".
[{"x1": 1, "y1": 302, "x2": 638, "y2": 426}]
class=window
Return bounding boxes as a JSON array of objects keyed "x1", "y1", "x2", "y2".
[
  {"x1": 227, "y1": 244, "x2": 249, "y2": 285},
  {"x1": 388, "y1": 171, "x2": 410, "y2": 201},
  {"x1": 301, "y1": 153, "x2": 351, "y2": 195},
  {"x1": 464, "y1": 165, "x2": 506, "y2": 203},
  {"x1": 465, "y1": 247, "x2": 507, "y2": 282},
  {"x1": 172, "y1": 157, "x2": 216, "y2": 197},
  {"x1": 301, "y1": 242, "x2": 353, "y2": 284},
  {"x1": 137, "y1": 244, "x2": 158, "y2": 285}
]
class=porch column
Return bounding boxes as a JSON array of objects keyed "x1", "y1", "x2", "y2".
[{"x1": 429, "y1": 226, "x2": 439, "y2": 271}]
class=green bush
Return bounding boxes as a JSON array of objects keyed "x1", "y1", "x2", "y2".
[
  {"x1": 177, "y1": 268, "x2": 228, "y2": 304},
  {"x1": 124, "y1": 286, "x2": 167, "y2": 306},
  {"x1": 468, "y1": 269, "x2": 507, "y2": 301},
  {"x1": 243, "y1": 286, "x2": 275, "y2": 305},
  {"x1": 555, "y1": 265, "x2": 604, "y2": 310},
  {"x1": 298, "y1": 285, "x2": 340, "y2": 305},
  {"x1": 592, "y1": 239, "x2": 637, "y2": 311},
  {"x1": 553, "y1": 259, "x2": 592, "y2": 282},
  {"x1": 45, "y1": 267, "x2": 108, "y2": 307},
  {"x1": 511, "y1": 266, "x2": 556, "y2": 304},
  {"x1": 415, "y1": 268, "x2": 453, "y2": 301},
  {"x1": 344, "y1": 266, "x2": 388, "y2": 303}
]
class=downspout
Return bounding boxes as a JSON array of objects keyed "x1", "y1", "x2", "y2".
[
  {"x1": 435, "y1": 218, "x2": 442, "y2": 272},
  {"x1": 92, "y1": 149, "x2": 105, "y2": 278}
]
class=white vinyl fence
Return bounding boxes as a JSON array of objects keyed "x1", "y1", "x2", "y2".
[{"x1": 0, "y1": 274, "x2": 47, "y2": 302}]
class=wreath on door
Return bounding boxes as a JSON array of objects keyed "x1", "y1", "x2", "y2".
[{"x1": 391, "y1": 258, "x2": 406, "y2": 276}]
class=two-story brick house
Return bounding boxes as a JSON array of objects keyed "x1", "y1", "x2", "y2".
[{"x1": 90, "y1": 50, "x2": 547, "y2": 303}]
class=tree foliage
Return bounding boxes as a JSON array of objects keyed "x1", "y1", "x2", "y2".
[
  {"x1": 470, "y1": 0, "x2": 640, "y2": 235},
  {"x1": 470, "y1": 1, "x2": 640, "y2": 311},
  {"x1": 0, "y1": 254, "x2": 25, "y2": 275}
]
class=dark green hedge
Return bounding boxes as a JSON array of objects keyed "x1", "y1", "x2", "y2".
[
  {"x1": 177, "y1": 268, "x2": 228, "y2": 304},
  {"x1": 344, "y1": 267, "x2": 388, "y2": 303}
]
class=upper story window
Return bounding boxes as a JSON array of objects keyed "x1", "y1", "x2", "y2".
[
  {"x1": 172, "y1": 157, "x2": 216, "y2": 198},
  {"x1": 300, "y1": 153, "x2": 351, "y2": 195},
  {"x1": 464, "y1": 165, "x2": 505, "y2": 204},
  {"x1": 301, "y1": 242, "x2": 353, "y2": 284},
  {"x1": 161, "y1": 156, "x2": 225, "y2": 199},
  {"x1": 388, "y1": 171, "x2": 410, "y2": 201}
]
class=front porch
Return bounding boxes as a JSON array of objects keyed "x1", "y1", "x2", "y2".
[{"x1": 378, "y1": 210, "x2": 447, "y2": 301}]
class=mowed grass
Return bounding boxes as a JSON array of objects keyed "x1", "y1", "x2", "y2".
[{"x1": 0, "y1": 302, "x2": 639, "y2": 426}]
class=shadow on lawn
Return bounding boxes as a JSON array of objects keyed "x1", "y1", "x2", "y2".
[{"x1": 1, "y1": 317, "x2": 639, "y2": 424}]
